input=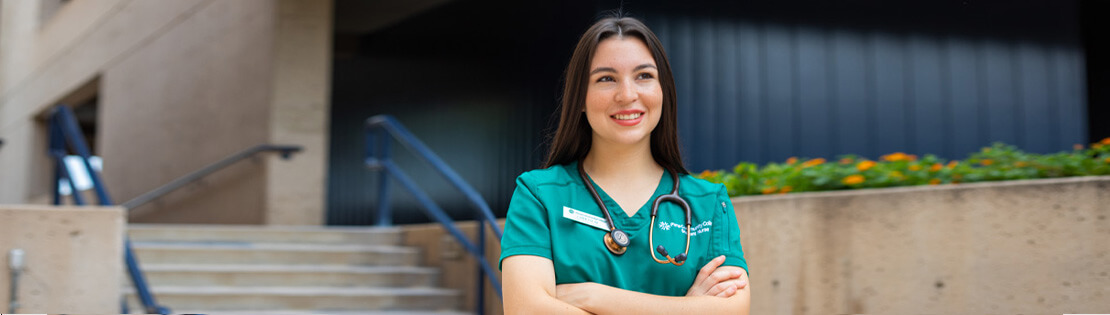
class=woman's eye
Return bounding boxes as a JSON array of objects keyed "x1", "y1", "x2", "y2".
[
  {"x1": 596, "y1": 76, "x2": 615, "y2": 83},
  {"x1": 637, "y1": 73, "x2": 655, "y2": 80}
]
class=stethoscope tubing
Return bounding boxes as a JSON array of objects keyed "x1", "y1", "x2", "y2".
[{"x1": 577, "y1": 161, "x2": 691, "y2": 265}]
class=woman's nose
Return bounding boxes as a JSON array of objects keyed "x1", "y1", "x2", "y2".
[{"x1": 614, "y1": 80, "x2": 638, "y2": 104}]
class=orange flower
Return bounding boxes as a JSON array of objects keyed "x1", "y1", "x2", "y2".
[
  {"x1": 929, "y1": 178, "x2": 942, "y2": 185},
  {"x1": 909, "y1": 165, "x2": 922, "y2": 171},
  {"x1": 857, "y1": 160, "x2": 876, "y2": 172},
  {"x1": 786, "y1": 157, "x2": 799, "y2": 165},
  {"x1": 1105, "y1": 157, "x2": 1110, "y2": 164},
  {"x1": 930, "y1": 163, "x2": 943, "y2": 172},
  {"x1": 839, "y1": 157, "x2": 854, "y2": 165},
  {"x1": 882, "y1": 152, "x2": 907, "y2": 162},
  {"x1": 761, "y1": 187, "x2": 778, "y2": 194},
  {"x1": 980, "y1": 159, "x2": 994, "y2": 166},
  {"x1": 842, "y1": 175, "x2": 865, "y2": 185},
  {"x1": 947, "y1": 161, "x2": 959, "y2": 169},
  {"x1": 1014, "y1": 161, "x2": 1028, "y2": 168},
  {"x1": 779, "y1": 186, "x2": 794, "y2": 194},
  {"x1": 1102, "y1": 137, "x2": 1110, "y2": 145},
  {"x1": 801, "y1": 158, "x2": 826, "y2": 168},
  {"x1": 1074, "y1": 144, "x2": 1085, "y2": 150}
]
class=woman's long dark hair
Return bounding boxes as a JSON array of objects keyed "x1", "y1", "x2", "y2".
[{"x1": 543, "y1": 16, "x2": 688, "y2": 175}]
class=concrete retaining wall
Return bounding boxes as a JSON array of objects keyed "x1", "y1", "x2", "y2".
[
  {"x1": 0, "y1": 205, "x2": 124, "y2": 313},
  {"x1": 736, "y1": 176, "x2": 1110, "y2": 314}
]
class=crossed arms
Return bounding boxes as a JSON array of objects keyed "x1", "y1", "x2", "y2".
[{"x1": 501, "y1": 255, "x2": 750, "y2": 315}]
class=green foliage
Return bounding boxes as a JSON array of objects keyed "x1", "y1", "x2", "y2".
[{"x1": 696, "y1": 139, "x2": 1110, "y2": 197}]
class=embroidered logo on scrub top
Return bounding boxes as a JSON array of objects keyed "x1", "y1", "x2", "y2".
[{"x1": 658, "y1": 220, "x2": 713, "y2": 236}]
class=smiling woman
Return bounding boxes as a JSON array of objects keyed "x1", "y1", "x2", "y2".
[{"x1": 499, "y1": 16, "x2": 751, "y2": 315}]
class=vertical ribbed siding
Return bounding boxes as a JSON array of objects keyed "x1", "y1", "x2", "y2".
[{"x1": 647, "y1": 13, "x2": 1087, "y2": 172}]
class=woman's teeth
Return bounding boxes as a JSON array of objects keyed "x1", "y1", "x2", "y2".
[{"x1": 613, "y1": 113, "x2": 642, "y2": 120}]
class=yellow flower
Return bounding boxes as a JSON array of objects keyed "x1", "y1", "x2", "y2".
[
  {"x1": 890, "y1": 171, "x2": 905, "y2": 179},
  {"x1": 980, "y1": 159, "x2": 994, "y2": 166},
  {"x1": 929, "y1": 178, "x2": 942, "y2": 185},
  {"x1": 857, "y1": 160, "x2": 876, "y2": 172},
  {"x1": 786, "y1": 157, "x2": 798, "y2": 165},
  {"x1": 930, "y1": 163, "x2": 943, "y2": 172},
  {"x1": 761, "y1": 187, "x2": 777, "y2": 194},
  {"x1": 908, "y1": 165, "x2": 922, "y2": 171},
  {"x1": 779, "y1": 186, "x2": 793, "y2": 194},
  {"x1": 801, "y1": 158, "x2": 826, "y2": 168},
  {"x1": 842, "y1": 175, "x2": 865, "y2": 185}
]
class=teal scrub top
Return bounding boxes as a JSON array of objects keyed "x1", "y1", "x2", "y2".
[{"x1": 499, "y1": 161, "x2": 748, "y2": 297}]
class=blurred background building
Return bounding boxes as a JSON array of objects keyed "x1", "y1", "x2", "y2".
[{"x1": 0, "y1": 0, "x2": 1104, "y2": 226}]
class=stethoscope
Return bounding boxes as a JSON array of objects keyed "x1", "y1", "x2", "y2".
[{"x1": 577, "y1": 162, "x2": 692, "y2": 266}]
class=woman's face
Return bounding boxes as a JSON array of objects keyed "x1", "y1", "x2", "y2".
[{"x1": 584, "y1": 37, "x2": 663, "y2": 148}]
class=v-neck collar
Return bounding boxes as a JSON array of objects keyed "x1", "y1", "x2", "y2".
[{"x1": 572, "y1": 161, "x2": 673, "y2": 231}]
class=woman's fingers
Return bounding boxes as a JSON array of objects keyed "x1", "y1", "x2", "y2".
[
  {"x1": 710, "y1": 279, "x2": 748, "y2": 297},
  {"x1": 694, "y1": 255, "x2": 727, "y2": 285}
]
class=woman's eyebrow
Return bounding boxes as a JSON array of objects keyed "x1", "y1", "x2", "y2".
[
  {"x1": 590, "y1": 64, "x2": 657, "y2": 75},
  {"x1": 590, "y1": 67, "x2": 617, "y2": 75}
]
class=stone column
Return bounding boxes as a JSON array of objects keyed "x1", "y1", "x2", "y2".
[{"x1": 264, "y1": 0, "x2": 332, "y2": 225}]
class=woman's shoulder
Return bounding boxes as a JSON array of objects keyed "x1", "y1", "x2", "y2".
[
  {"x1": 516, "y1": 163, "x2": 579, "y2": 188},
  {"x1": 677, "y1": 172, "x2": 728, "y2": 199}
]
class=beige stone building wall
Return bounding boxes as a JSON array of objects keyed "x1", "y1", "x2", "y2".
[
  {"x1": 0, "y1": 0, "x2": 330, "y2": 225},
  {"x1": 0, "y1": 205, "x2": 124, "y2": 313}
]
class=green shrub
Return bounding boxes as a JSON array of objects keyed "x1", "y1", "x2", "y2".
[{"x1": 697, "y1": 138, "x2": 1110, "y2": 197}]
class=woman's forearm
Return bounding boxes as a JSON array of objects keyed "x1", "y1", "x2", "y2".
[
  {"x1": 505, "y1": 294, "x2": 594, "y2": 315},
  {"x1": 558, "y1": 282, "x2": 749, "y2": 315}
]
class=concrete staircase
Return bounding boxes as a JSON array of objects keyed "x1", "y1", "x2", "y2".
[{"x1": 125, "y1": 224, "x2": 468, "y2": 315}]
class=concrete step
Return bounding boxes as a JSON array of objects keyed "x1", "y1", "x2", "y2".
[
  {"x1": 128, "y1": 224, "x2": 402, "y2": 246},
  {"x1": 125, "y1": 286, "x2": 461, "y2": 311},
  {"x1": 132, "y1": 242, "x2": 420, "y2": 266},
  {"x1": 139, "y1": 264, "x2": 438, "y2": 287}
]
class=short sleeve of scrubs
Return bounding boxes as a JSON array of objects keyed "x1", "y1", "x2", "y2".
[
  {"x1": 499, "y1": 174, "x2": 552, "y2": 269},
  {"x1": 711, "y1": 185, "x2": 749, "y2": 274}
]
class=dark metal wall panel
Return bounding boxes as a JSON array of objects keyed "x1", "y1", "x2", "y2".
[{"x1": 646, "y1": 12, "x2": 1087, "y2": 171}]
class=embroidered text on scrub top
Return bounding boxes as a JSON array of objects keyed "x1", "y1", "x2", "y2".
[{"x1": 657, "y1": 220, "x2": 713, "y2": 236}]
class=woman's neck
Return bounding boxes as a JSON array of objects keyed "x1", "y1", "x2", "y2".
[{"x1": 582, "y1": 137, "x2": 663, "y2": 181}]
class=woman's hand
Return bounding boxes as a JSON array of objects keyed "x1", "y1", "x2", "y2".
[{"x1": 686, "y1": 255, "x2": 748, "y2": 297}]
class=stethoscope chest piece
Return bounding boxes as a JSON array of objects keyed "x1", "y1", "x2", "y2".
[{"x1": 604, "y1": 229, "x2": 630, "y2": 255}]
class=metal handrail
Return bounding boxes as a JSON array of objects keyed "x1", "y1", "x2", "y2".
[
  {"x1": 364, "y1": 115, "x2": 502, "y2": 315},
  {"x1": 122, "y1": 144, "x2": 302, "y2": 210},
  {"x1": 48, "y1": 105, "x2": 169, "y2": 315},
  {"x1": 48, "y1": 105, "x2": 304, "y2": 314}
]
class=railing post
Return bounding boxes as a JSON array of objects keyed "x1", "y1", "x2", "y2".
[
  {"x1": 375, "y1": 130, "x2": 392, "y2": 227},
  {"x1": 477, "y1": 221, "x2": 486, "y2": 315}
]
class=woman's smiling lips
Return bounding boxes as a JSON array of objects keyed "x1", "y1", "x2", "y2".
[{"x1": 610, "y1": 110, "x2": 645, "y2": 126}]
